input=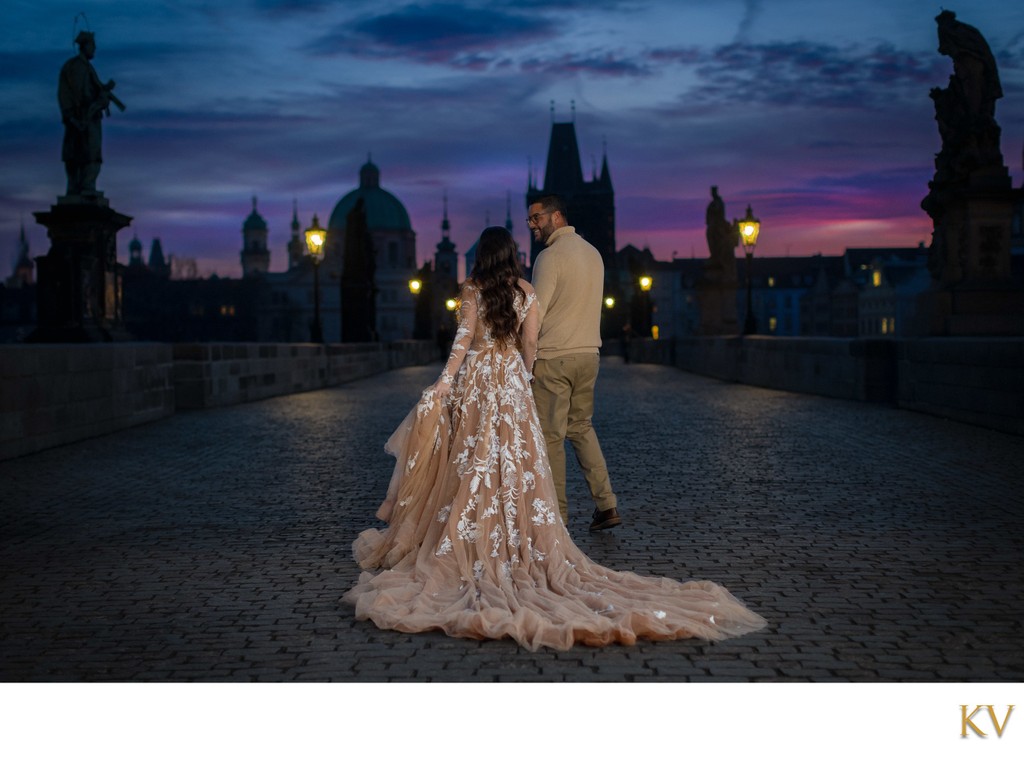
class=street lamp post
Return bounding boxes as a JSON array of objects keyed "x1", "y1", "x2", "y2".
[
  {"x1": 304, "y1": 213, "x2": 326, "y2": 343},
  {"x1": 737, "y1": 205, "x2": 761, "y2": 335},
  {"x1": 638, "y1": 275, "x2": 653, "y2": 337}
]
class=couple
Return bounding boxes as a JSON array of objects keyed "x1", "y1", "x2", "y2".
[{"x1": 343, "y1": 196, "x2": 766, "y2": 651}]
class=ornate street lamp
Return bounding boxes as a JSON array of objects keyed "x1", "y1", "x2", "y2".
[
  {"x1": 737, "y1": 205, "x2": 760, "y2": 335},
  {"x1": 304, "y1": 213, "x2": 326, "y2": 343}
]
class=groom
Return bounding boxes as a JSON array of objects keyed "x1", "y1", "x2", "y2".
[{"x1": 528, "y1": 195, "x2": 621, "y2": 531}]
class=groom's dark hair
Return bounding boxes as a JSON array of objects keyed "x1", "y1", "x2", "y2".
[{"x1": 535, "y1": 194, "x2": 567, "y2": 221}]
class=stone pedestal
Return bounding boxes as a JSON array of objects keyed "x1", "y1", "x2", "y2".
[
  {"x1": 918, "y1": 177, "x2": 1024, "y2": 336},
  {"x1": 697, "y1": 260, "x2": 739, "y2": 335},
  {"x1": 697, "y1": 282, "x2": 739, "y2": 335},
  {"x1": 29, "y1": 196, "x2": 133, "y2": 342}
]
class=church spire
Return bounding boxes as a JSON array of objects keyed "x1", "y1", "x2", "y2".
[
  {"x1": 441, "y1": 191, "x2": 450, "y2": 240},
  {"x1": 9, "y1": 219, "x2": 33, "y2": 287},
  {"x1": 505, "y1": 191, "x2": 513, "y2": 233}
]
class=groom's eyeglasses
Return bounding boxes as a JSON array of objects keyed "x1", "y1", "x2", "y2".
[{"x1": 527, "y1": 211, "x2": 551, "y2": 225}]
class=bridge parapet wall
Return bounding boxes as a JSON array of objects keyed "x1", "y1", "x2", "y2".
[
  {"x1": 625, "y1": 336, "x2": 1023, "y2": 435},
  {"x1": 0, "y1": 340, "x2": 438, "y2": 460}
]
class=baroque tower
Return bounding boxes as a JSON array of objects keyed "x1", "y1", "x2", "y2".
[
  {"x1": 241, "y1": 196, "x2": 271, "y2": 277},
  {"x1": 287, "y1": 199, "x2": 305, "y2": 270},
  {"x1": 434, "y1": 193, "x2": 458, "y2": 295}
]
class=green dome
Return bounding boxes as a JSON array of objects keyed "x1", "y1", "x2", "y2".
[
  {"x1": 243, "y1": 196, "x2": 267, "y2": 231},
  {"x1": 328, "y1": 161, "x2": 411, "y2": 231}
]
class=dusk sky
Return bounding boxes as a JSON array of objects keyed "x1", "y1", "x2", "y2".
[{"x1": 3, "y1": 0, "x2": 1023, "y2": 278}]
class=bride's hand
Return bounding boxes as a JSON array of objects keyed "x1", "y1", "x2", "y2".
[{"x1": 430, "y1": 377, "x2": 452, "y2": 398}]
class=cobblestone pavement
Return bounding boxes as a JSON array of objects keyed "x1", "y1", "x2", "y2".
[{"x1": 2, "y1": 358, "x2": 1022, "y2": 682}]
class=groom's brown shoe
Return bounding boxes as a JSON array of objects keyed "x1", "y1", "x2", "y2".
[{"x1": 589, "y1": 507, "x2": 622, "y2": 531}]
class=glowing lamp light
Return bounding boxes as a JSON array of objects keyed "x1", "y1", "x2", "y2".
[
  {"x1": 604, "y1": 296, "x2": 616, "y2": 309},
  {"x1": 639, "y1": 275, "x2": 653, "y2": 291},
  {"x1": 737, "y1": 205, "x2": 761, "y2": 255},
  {"x1": 408, "y1": 278, "x2": 423, "y2": 295},
  {"x1": 304, "y1": 214, "x2": 326, "y2": 263},
  {"x1": 445, "y1": 298, "x2": 458, "y2": 311}
]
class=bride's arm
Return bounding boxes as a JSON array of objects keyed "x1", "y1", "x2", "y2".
[
  {"x1": 430, "y1": 283, "x2": 477, "y2": 397},
  {"x1": 520, "y1": 291, "x2": 539, "y2": 376}
]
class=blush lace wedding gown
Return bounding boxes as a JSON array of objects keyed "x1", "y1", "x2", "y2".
[{"x1": 343, "y1": 280, "x2": 767, "y2": 651}]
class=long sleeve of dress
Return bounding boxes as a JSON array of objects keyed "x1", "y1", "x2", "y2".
[
  {"x1": 439, "y1": 286, "x2": 478, "y2": 384},
  {"x1": 520, "y1": 293, "x2": 539, "y2": 375}
]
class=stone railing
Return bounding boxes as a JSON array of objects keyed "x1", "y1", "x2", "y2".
[
  {"x1": 1, "y1": 343, "x2": 175, "y2": 461},
  {"x1": 625, "y1": 335, "x2": 1023, "y2": 435},
  {"x1": 1, "y1": 340, "x2": 438, "y2": 460}
]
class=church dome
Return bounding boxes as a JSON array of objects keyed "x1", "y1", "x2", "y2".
[
  {"x1": 328, "y1": 160, "x2": 411, "y2": 231},
  {"x1": 243, "y1": 197, "x2": 268, "y2": 232}
]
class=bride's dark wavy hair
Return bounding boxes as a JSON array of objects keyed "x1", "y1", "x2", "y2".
[{"x1": 470, "y1": 226, "x2": 524, "y2": 349}]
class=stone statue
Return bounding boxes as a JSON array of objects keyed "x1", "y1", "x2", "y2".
[
  {"x1": 925, "y1": 11, "x2": 1004, "y2": 194},
  {"x1": 58, "y1": 30, "x2": 124, "y2": 197},
  {"x1": 914, "y1": 11, "x2": 1024, "y2": 336},
  {"x1": 705, "y1": 186, "x2": 739, "y2": 275},
  {"x1": 921, "y1": 10, "x2": 1009, "y2": 283},
  {"x1": 698, "y1": 186, "x2": 739, "y2": 334}
]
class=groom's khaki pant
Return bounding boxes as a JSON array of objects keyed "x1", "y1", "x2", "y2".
[{"x1": 532, "y1": 352, "x2": 617, "y2": 522}]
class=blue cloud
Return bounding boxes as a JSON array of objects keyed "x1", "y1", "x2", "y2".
[
  {"x1": 681, "y1": 41, "x2": 947, "y2": 109},
  {"x1": 313, "y1": 2, "x2": 552, "y2": 61},
  {"x1": 520, "y1": 50, "x2": 650, "y2": 77}
]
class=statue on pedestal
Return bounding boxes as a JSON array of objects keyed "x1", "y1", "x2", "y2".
[
  {"x1": 705, "y1": 186, "x2": 739, "y2": 280},
  {"x1": 58, "y1": 30, "x2": 125, "y2": 199},
  {"x1": 29, "y1": 23, "x2": 132, "y2": 342},
  {"x1": 698, "y1": 186, "x2": 739, "y2": 334},
  {"x1": 917, "y1": 10, "x2": 1024, "y2": 335}
]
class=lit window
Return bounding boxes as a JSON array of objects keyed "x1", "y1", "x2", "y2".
[
  {"x1": 872, "y1": 270, "x2": 882, "y2": 287},
  {"x1": 769, "y1": 316, "x2": 778, "y2": 332},
  {"x1": 651, "y1": 325, "x2": 660, "y2": 340},
  {"x1": 768, "y1": 276, "x2": 775, "y2": 287}
]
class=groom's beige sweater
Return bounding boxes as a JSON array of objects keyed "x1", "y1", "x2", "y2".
[{"x1": 532, "y1": 225, "x2": 604, "y2": 360}]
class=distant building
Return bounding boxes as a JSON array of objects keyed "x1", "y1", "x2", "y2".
[
  {"x1": 849, "y1": 247, "x2": 932, "y2": 336},
  {"x1": 123, "y1": 274, "x2": 267, "y2": 342},
  {"x1": 631, "y1": 246, "x2": 932, "y2": 340}
]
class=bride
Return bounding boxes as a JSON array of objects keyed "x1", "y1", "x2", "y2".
[{"x1": 343, "y1": 226, "x2": 766, "y2": 651}]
